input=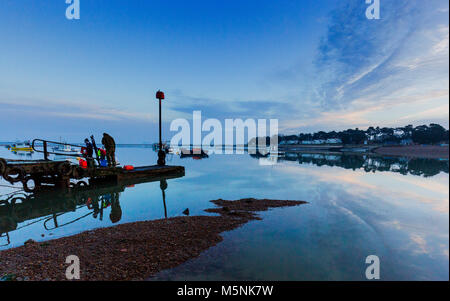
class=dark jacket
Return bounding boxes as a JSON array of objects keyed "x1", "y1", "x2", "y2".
[
  {"x1": 102, "y1": 133, "x2": 116, "y2": 150},
  {"x1": 85, "y1": 141, "x2": 94, "y2": 157}
]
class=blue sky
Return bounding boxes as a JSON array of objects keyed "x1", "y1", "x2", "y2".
[{"x1": 0, "y1": 0, "x2": 448, "y2": 142}]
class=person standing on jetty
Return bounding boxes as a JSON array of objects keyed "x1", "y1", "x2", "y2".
[
  {"x1": 102, "y1": 133, "x2": 116, "y2": 167},
  {"x1": 83, "y1": 138, "x2": 95, "y2": 168}
]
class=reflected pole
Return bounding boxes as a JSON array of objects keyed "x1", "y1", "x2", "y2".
[{"x1": 160, "y1": 179, "x2": 168, "y2": 219}]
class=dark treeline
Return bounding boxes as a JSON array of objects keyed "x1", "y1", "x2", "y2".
[{"x1": 277, "y1": 123, "x2": 449, "y2": 145}]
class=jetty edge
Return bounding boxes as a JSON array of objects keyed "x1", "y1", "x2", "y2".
[{"x1": 0, "y1": 157, "x2": 184, "y2": 193}]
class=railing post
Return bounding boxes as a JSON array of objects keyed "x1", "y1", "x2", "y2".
[{"x1": 43, "y1": 141, "x2": 49, "y2": 161}]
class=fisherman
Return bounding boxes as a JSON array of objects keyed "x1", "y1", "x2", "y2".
[
  {"x1": 101, "y1": 133, "x2": 116, "y2": 167},
  {"x1": 84, "y1": 139, "x2": 94, "y2": 157},
  {"x1": 83, "y1": 138, "x2": 94, "y2": 168}
]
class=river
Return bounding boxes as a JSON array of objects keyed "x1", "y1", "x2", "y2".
[{"x1": 0, "y1": 146, "x2": 448, "y2": 280}]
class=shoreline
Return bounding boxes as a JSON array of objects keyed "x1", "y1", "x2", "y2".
[
  {"x1": 0, "y1": 198, "x2": 306, "y2": 281},
  {"x1": 373, "y1": 145, "x2": 449, "y2": 159},
  {"x1": 279, "y1": 144, "x2": 449, "y2": 160}
]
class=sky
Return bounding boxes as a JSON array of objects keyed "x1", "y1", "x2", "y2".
[{"x1": 0, "y1": 0, "x2": 448, "y2": 143}]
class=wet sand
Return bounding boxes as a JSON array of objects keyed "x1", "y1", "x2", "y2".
[
  {"x1": 0, "y1": 198, "x2": 306, "y2": 281},
  {"x1": 374, "y1": 145, "x2": 449, "y2": 159}
]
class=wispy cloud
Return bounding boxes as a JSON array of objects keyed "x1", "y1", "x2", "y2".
[
  {"x1": 167, "y1": 89, "x2": 298, "y2": 121},
  {"x1": 280, "y1": 0, "x2": 449, "y2": 133},
  {"x1": 0, "y1": 96, "x2": 156, "y2": 122},
  {"x1": 0, "y1": 1, "x2": 447, "y2": 139}
]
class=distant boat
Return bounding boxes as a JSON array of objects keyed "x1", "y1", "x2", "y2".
[
  {"x1": 179, "y1": 148, "x2": 209, "y2": 159},
  {"x1": 52, "y1": 138, "x2": 79, "y2": 154},
  {"x1": 152, "y1": 142, "x2": 170, "y2": 153},
  {"x1": 9, "y1": 141, "x2": 33, "y2": 152},
  {"x1": 52, "y1": 144, "x2": 78, "y2": 153}
]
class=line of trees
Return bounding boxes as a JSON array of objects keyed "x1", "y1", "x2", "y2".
[
  {"x1": 278, "y1": 123, "x2": 449, "y2": 145},
  {"x1": 410, "y1": 124, "x2": 449, "y2": 144}
]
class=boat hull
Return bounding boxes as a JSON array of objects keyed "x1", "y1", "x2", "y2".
[{"x1": 11, "y1": 147, "x2": 33, "y2": 152}]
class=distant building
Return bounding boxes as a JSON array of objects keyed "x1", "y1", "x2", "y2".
[
  {"x1": 394, "y1": 129, "x2": 405, "y2": 138},
  {"x1": 299, "y1": 138, "x2": 341, "y2": 145},
  {"x1": 311, "y1": 139, "x2": 326, "y2": 144},
  {"x1": 325, "y1": 138, "x2": 342, "y2": 144},
  {"x1": 279, "y1": 140, "x2": 299, "y2": 145},
  {"x1": 375, "y1": 133, "x2": 390, "y2": 142},
  {"x1": 286, "y1": 140, "x2": 299, "y2": 145}
]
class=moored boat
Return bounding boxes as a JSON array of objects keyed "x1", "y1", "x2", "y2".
[{"x1": 9, "y1": 141, "x2": 33, "y2": 152}]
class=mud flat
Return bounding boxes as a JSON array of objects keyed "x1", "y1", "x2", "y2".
[
  {"x1": 374, "y1": 145, "x2": 449, "y2": 159},
  {"x1": 0, "y1": 198, "x2": 306, "y2": 281}
]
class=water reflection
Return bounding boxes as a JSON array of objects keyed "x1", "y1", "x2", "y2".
[
  {"x1": 251, "y1": 152, "x2": 449, "y2": 177},
  {"x1": 0, "y1": 146, "x2": 448, "y2": 280},
  {"x1": 0, "y1": 173, "x2": 184, "y2": 248},
  {"x1": 160, "y1": 179, "x2": 168, "y2": 219},
  {"x1": 10, "y1": 151, "x2": 33, "y2": 158}
]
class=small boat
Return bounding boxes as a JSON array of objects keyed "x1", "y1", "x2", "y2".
[
  {"x1": 10, "y1": 141, "x2": 33, "y2": 152},
  {"x1": 152, "y1": 142, "x2": 170, "y2": 153},
  {"x1": 52, "y1": 138, "x2": 80, "y2": 154},
  {"x1": 179, "y1": 148, "x2": 209, "y2": 159},
  {"x1": 52, "y1": 144, "x2": 78, "y2": 153}
]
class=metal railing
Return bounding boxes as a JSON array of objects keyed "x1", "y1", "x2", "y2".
[{"x1": 32, "y1": 139, "x2": 82, "y2": 160}]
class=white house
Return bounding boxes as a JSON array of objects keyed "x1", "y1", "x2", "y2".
[
  {"x1": 312, "y1": 139, "x2": 326, "y2": 144},
  {"x1": 394, "y1": 129, "x2": 405, "y2": 138},
  {"x1": 325, "y1": 138, "x2": 342, "y2": 144}
]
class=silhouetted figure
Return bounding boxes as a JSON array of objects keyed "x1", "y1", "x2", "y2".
[
  {"x1": 84, "y1": 138, "x2": 94, "y2": 168},
  {"x1": 84, "y1": 139, "x2": 93, "y2": 157},
  {"x1": 87, "y1": 197, "x2": 101, "y2": 219},
  {"x1": 101, "y1": 133, "x2": 116, "y2": 167}
]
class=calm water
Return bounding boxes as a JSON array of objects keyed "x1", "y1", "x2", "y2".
[{"x1": 0, "y1": 146, "x2": 448, "y2": 280}]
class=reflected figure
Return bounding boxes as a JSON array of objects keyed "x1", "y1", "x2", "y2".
[
  {"x1": 87, "y1": 197, "x2": 101, "y2": 219},
  {"x1": 109, "y1": 192, "x2": 122, "y2": 223}
]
